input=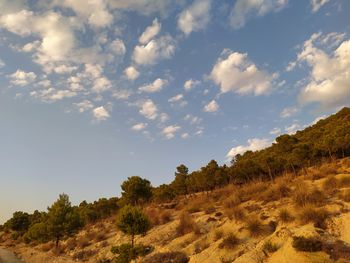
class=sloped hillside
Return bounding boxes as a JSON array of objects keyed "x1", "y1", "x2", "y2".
[{"x1": 2, "y1": 158, "x2": 350, "y2": 263}]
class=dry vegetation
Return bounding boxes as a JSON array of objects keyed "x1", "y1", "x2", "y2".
[{"x1": 2, "y1": 158, "x2": 350, "y2": 263}]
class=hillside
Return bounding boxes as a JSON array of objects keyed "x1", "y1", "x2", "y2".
[{"x1": 1, "y1": 107, "x2": 350, "y2": 263}]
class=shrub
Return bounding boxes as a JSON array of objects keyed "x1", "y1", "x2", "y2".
[
  {"x1": 143, "y1": 252, "x2": 189, "y2": 263},
  {"x1": 292, "y1": 236, "x2": 322, "y2": 252},
  {"x1": 214, "y1": 230, "x2": 223, "y2": 241},
  {"x1": 65, "y1": 237, "x2": 77, "y2": 251},
  {"x1": 111, "y1": 243, "x2": 153, "y2": 263},
  {"x1": 219, "y1": 233, "x2": 239, "y2": 249},
  {"x1": 322, "y1": 240, "x2": 350, "y2": 261},
  {"x1": 72, "y1": 249, "x2": 97, "y2": 261},
  {"x1": 176, "y1": 212, "x2": 199, "y2": 237},
  {"x1": 224, "y1": 206, "x2": 246, "y2": 221},
  {"x1": 40, "y1": 242, "x2": 55, "y2": 252},
  {"x1": 94, "y1": 231, "x2": 107, "y2": 242},
  {"x1": 340, "y1": 189, "x2": 350, "y2": 202},
  {"x1": 223, "y1": 196, "x2": 241, "y2": 209},
  {"x1": 246, "y1": 218, "x2": 264, "y2": 237},
  {"x1": 194, "y1": 239, "x2": 210, "y2": 253},
  {"x1": 263, "y1": 241, "x2": 279, "y2": 253},
  {"x1": 299, "y1": 207, "x2": 330, "y2": 229},
  {"x1": 293, "y1": 187, "x2": 326, "y2": 207},
  {"x1": 159, "y1": 211, "x2": 171, "y2": 224},
  {"x1": 322, "y1": 177, "x2": 338, "y2": 194},
  {"x1": 278, "y1": 209, "x2": 294, "y2": 223},
  {"x1": 339, "y1": 176, "x2": 350, "y2": 188},
  {"x1": 144, "y1": 208, "x2": 160, "y2": 226},
  {"x1": 204, "y1": 204, "x2": 216, "y2": 214},
  {"x1": 77, "y1": 236, "x2": 90, "y2": 249}
]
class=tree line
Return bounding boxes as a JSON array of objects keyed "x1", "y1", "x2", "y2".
[{"x1": 1, "y1": 107, "x2": 349, "y2": 247}]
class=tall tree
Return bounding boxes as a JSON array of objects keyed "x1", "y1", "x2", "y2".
[
  {"x1": 121, "y1": 176, "x2": 152, "y2": 205},
  {"x1": 172, "y1": 164, "x2": 189, "y2": 195}
]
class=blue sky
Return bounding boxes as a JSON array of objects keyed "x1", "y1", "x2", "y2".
[{"x1": 0, "y1": 0, "x2": 349, "y2": 223}]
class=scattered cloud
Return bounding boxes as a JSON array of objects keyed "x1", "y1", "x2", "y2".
[
  {"x1": 210, "y1": 49, "x2": 276, "y2": 95},
  {"x1": 184, "y1": 114, "x2": 202, "y2": 125},
  {"x1": 74, "y1": 100, "x2": 94, "y2": 113},
  {"x1": 226, "y1": 138, "x2": 271, "y2": 159},
  {"x1": 181, "y1": 133, "x2": 189, "y2": 139},
  {"x1": 0, "y1": 58, "x2": 5, "y2": 68},
  {"x1": 139, "y1": 78, "x2": 167, "y2": 93},
  {"x1": 133, "y1": 35, "x2": 175, "y2": 65},
  {"x1": 280, "y1": 106, "x2": 298, "y2": 118},
  {"x1": 285, "y1": 123, "x2": 300, "y2": 134},
  {"x1": 131, "y1": 122, "x2": 147, "y2": 131},
  {"x1": 168, "y1": 94, "x2": 187, "y2": 107},
  {"x1": 269, "y1": 127, "x2": 281, "y2": 135},
  {"x1": 311, "y1": 0, "x2": 330, "y2": 12},
  {"x1": 295, "y1": 32, "x2": 350, "y2": 109},
  {"x1": 229, "y1": 0, "x2": 288, "y2": 29},
  {"x1": 30, "y1": 88, "x2": 77, "y2": 102},
  {"x1": 162, "y1": 125, "x2": 181, "y2": 139},
  {"x1": 184, "y1": 79, "x2": 200, "y2": 91},
  {"x1": 124, "y1": 66, "x2": 140, "y2": 80},
  {"x1": 92, "y1": 106, "x2": 110, "y2": 121},
  {"x1": 203, "y1": 100, "x2": 219, "y2": 113},
  {"x1": 109, "y1": 39, "x2": 126, "y2": 56},
  {"x1": 139, "y1": 99, "x2": 158, "y2": 120},
  {"x1": 9, "y1": 70, "x2": 36, "y2": 86},
  {"x1": 139, "y1": 18, "x2": 161, "y2": 44},
  {"x1": 178, "y1": 0, "x2": 211, "y2": 36}
]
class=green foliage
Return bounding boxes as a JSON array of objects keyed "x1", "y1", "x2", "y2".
[
  {"x1": 121, "y1": 176, "x2": 152, "y2": 205},
  {"x1": 116, "y1": 205, "x2": 151, "y2": 246},
  {"x1": 152, "y1": 184, "x2": 175, "y2": 202},
  {"x1": 292, "y1": 236, "x2": 323, "y2": 252},
  {"x1": 6, "y1": 211, "x2": 30, "y2": 234},
  {"x1": 23, "y1": 222, "x2": 49, "y2": 243},
  {"x1": 111, "y1": 243, "x2": 152, "y2": 263},
  {"x1": 46, "y1": 193, "x2": 82, "y2": 247}
]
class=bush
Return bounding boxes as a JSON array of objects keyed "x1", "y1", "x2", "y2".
[
  {"x1": 214, "y1": 230, "x2": 223, "y2": 241},
  {"x1": 223, "y1": 196, "x2": 241, "y2": 209},
  {"x1": 246, "y1": 218, "x2": 264, "y2": 237},
  {"x1": 64, "y1": 237, "x2": 77, "y2": 251},
  {"x1": 322, "y1": 177, "x2": 338, "y2": 194},
  {"x1": 218, "y1": 233, "x2": 239, "y2": 249},
  {"x1": 293, "y1": 187, "x2": 326, "y2": 207},
  {"x1": 292, "y1": 236, "x2": 322, "y2": 252},
  {"x1": 263, "y1": 241, "x2": 279, "y2": 253},
  {"x1": 340, "y1": 189, "x2": 350, "y2": 202},
  {"x1": 111, "y1": 243, "x2": 153, "y2": 263},
  {"x1": 160, "y1": 210, "x2": 172, "y2": 224},
  {"x1": 278, "y1": 209, "x2": 294, "y2": 223},
  {"x1": 176, "y1": 212, "x2": 199, "y2": 237},
  {"x1": 224, "y1": 206, "x2": 246, "y2": 221},
  {"x1": 299, "y1": 207, "x2": 330, "y2": 229},
  {"x1": 339, "y1": 176, "x2": 350, "y2": 188},
  {"x1": 143, "y1": 251, "x2": 189, "y2": 263}
]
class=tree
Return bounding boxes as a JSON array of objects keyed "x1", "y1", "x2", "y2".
[
  {"x1": 7, "y1": 211, "x2": 30, "y2": 234},
  {"x1": 46, "y1": 194, "x2": 82, "y2": 247},
  {"x1": 172, "y1": 164, "x2": 189, "y2": 195},
  {"x1": 152, "y1": 184, "x2": 175, "y2": 202},
  {"x1": 121, "y1": 176, "x2": 152, "y2": 205},
  {"x1": 116, "y1": 205, "x2": 151, "y2": 247}
]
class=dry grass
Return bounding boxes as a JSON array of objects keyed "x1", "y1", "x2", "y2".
[
  {"x1": 293, "y1": 185, "x2": 327, "y2": 207},
  {"x1": 246, "y1": 217, "x2": 264, "y2": 237},
  {"x1": 263, "y1": 240, "x2": 279, "y2": 253},
  {"x1": 145, "y1": 208, "x2": 173, "y2": 226},
  {"x1": 339, "y1": 176, "x2": 350, "y2": 188},
  {"x1": 278, "y1": 209, "x2": 294, "y2": 223},
  {"x1": 214, "y1": 229, "x2": 223, "y2": 241},
  {"x1": 224, "y1": 205, "x2": 246, "y2": 221},
  {"x1": 160, "y1": 210, "x2": 172, "y2": 224},
  {"x1": 194, "y1": 239, "x2": 210, "y2": 254},
  {"x1": 299, "y1": 206, "x2": 330, "y2": 229},
  {"x1": 340, "y1": 189, "x2": 350, "y2": 202},
  {"x1": 40, "y1": 242, "x2": 55, "y2": 252},
  {"x1": 72, "y1": 249, "x2": 97, "y2": 261},
  {"x1": 322, "y1": 176, "x2": 339, "y2": 194},
  {"x1": 218, "y1": 233, "x2": 239, "y2": 249},
  {"x1": 292, "y1": 236, "x2": 322, "y2": 252},
  {"x1": 64, "y1": 238, "x2": 77, "y2": 251},
  {"x1": 223, "y1": 196, "x2": 242, "y2": 209},
  {"x1": 176, "y1": 212, "x2": 200, "y2": 237},
  {"x1": 77, "y1": 236, "x2": 90, "y2": 249}
]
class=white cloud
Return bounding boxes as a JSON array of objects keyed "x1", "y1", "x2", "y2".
[
  {"x1": 109, "y1": 39, "x2": 126, "y2": 56},
  {"x1": 203, "y1": 100, "x2": 219, "y2": 113},
  {"x1": 0, "y1": 0, "x2": 27, "y2": 15},
  {"x1": 139, "y1": 78, "x2": 167, "y2": 93},
  {"x1": 181, "y1": 133, "x2": 189, "y2": 139},
  {"x1": 74, "y1": 100, "x2": 94, "y2": 113},
  {"x1": 285, "y1": 123, "x2": 300, "y2": 134},
  {"x1": 184, "y1": 79, "x2": 200, "y2": 91},
  {"x1": 295, "y1": 33, "x2": 350, "y2": 109},
  {"x1": 139, "y1": 99, "x2": 158, "y2": 120},
  {"x1": 107, "y1": 0, "x2": 172, "y2": 16},
  {"x1": 229, "y1": 0, "x2": 288, "y2": 29},
  {"x1": 30, "y1": 88, "x2": 77, "y2": 102},
  {"x1": 21, "y1": 40, "x2": 40, "y2": 52},
  {"x1": 124, "y1": 66, "x2": 140, "y2": 80},
  {"x1": 0, "y1": 59, "x2": 4, "y2": 68},
  {"x1": 310, "y1": 0, "x2": 330, "y2": 12},
  {"x1": 210, "y1": 49, "x2": 275, "y2": 95},
  {"x1": 280, "y1": 106, "x2": 298, "y2": 118},
  {"x1": 160, "y1": 113, "x2": 169, "y2": 123},
  {"x1": 269, "y1": 127, "x2": 281, "y2": 135},
  {"x1": 54, "y1": 64, "x2": 78, "y2": 74},
  {"x1": 168, "y1": 94, "x2": 187, "y2": 107},
  {"x1": 112, "y1": 89, "x2": 133, "y2": 100},
  {"x1": 226, "y1": 138, "x2": 271, "y2": 159},
  {"x1": 133, "y1": 35, "x2": 175, "y2": 65},
  {"x1": 177, "y1": 0, "x2": 211, "y2": 36},
  {"x1": 92, "y1": 106, "x2": 110, "y2": 121},
  {"x1": 9, "y1": 70, "x2": 36, "y2": 86},
  {"x1": 184, "y1": 114, "x2": 202, "y2": 125},
  {"x1": 310, "y1": 115, "x2": 327, "y2": 125},
  {"x1": 131, "y1": 122, "x2": 147, "y2": 131},
  {"x1": 92, "y1": 77, "x2": 112, "y2": 93},
  {"x1": 162, "y1": 125, "x2": 181, "y2": 139},
  {"x1": 52, "y1": 0, "x2": 113, "y2": 28},
  {"x1": 139, "y1": 18, "x2": 161, "y2": 44}
]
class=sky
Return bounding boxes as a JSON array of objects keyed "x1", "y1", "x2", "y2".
[{"x1": 0, "y1": 0, "x2": 350, "y2": 223}]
